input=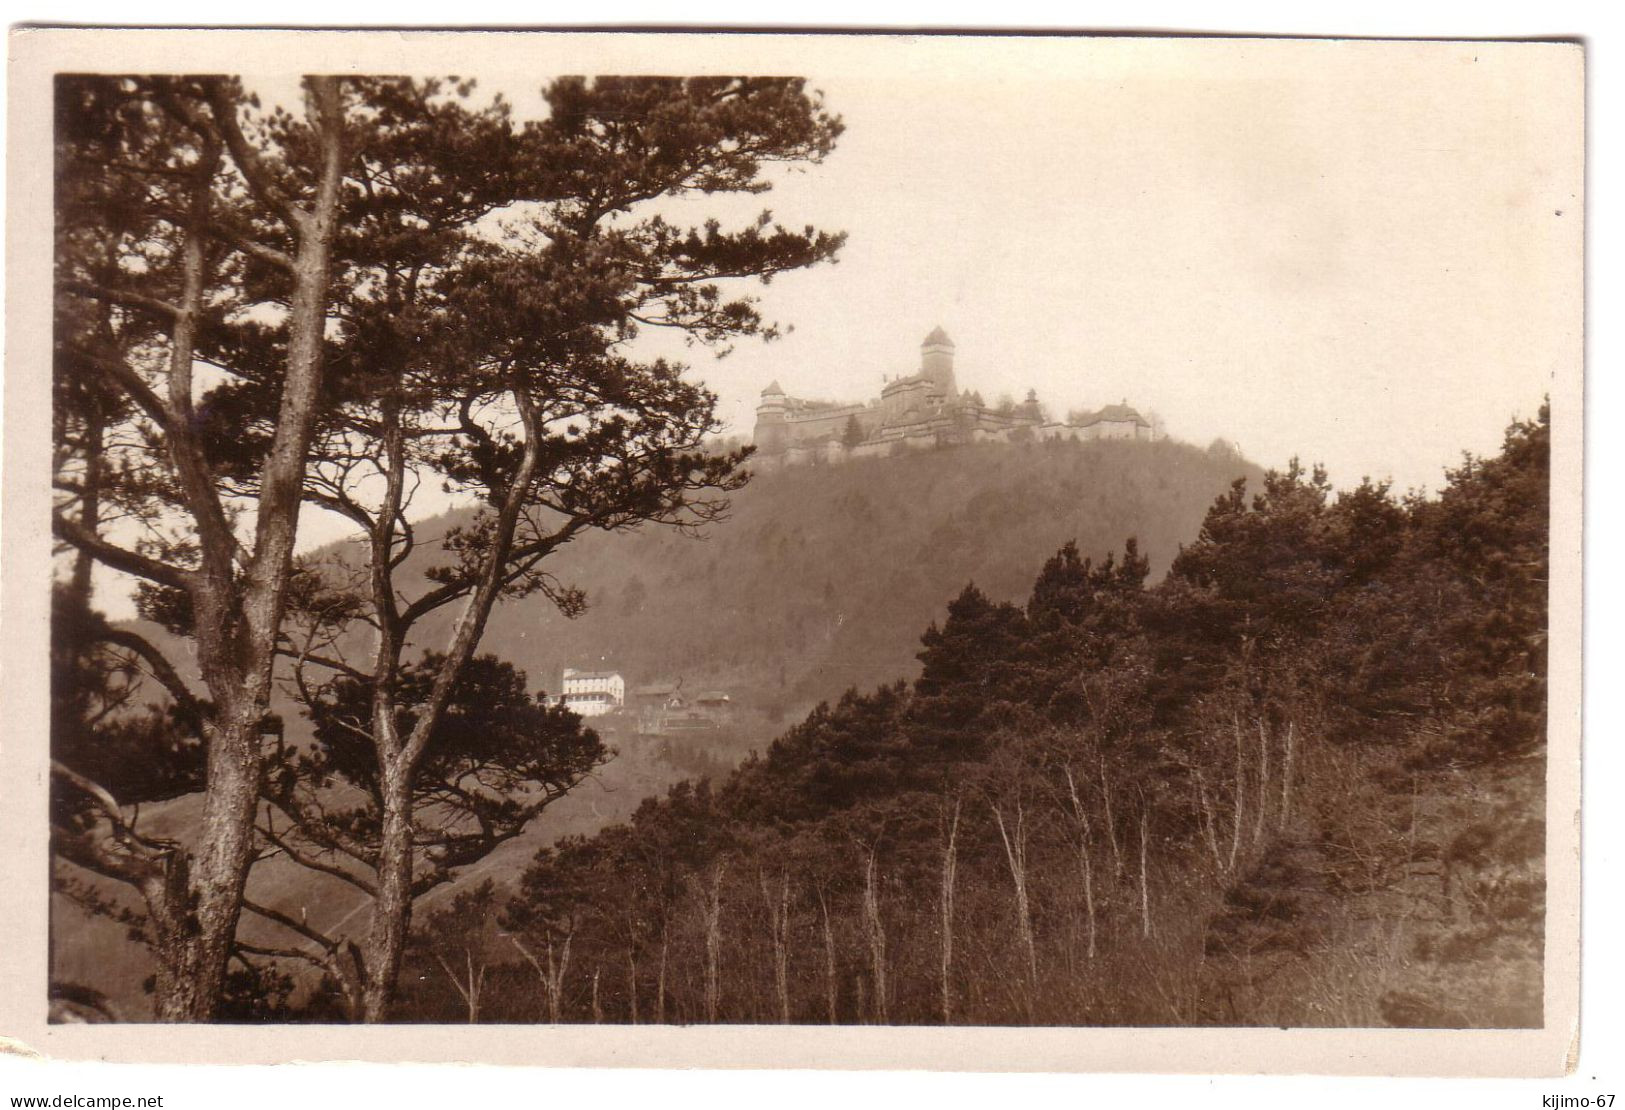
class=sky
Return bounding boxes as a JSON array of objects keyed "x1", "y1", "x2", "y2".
[{"x1": 344, "y1": 39, "x2": 1576, "y2": 500}]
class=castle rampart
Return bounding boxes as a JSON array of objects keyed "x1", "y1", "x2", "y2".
[{"x1": 752, "y1": 328, "x2": 1152, "y2": 467}]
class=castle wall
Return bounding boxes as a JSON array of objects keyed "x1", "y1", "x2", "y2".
[
  {"x1": 752, "y1": 327, "x2": 1153, "y2": 467},
  {"x1": 758, "y1": 403, "x2": 868, "y2": 447},
  {"x1": 785, "y1": 401, "x2": 870, "y2": 423},
  {"x1": 882, "y1": 374, "x2": 950, "y2": 408},
  {"x1": 754, "y1": 416, "x2": 788, "y2": 454},
  {"x1": 867, "y1": 413, "x2": 953, "y2": 445},
  {"x1": 789, "y1": 405, "x2": 879, "y2": 433},
  {"x1": 963, "y1": 408, "x2": 1034, "y2": 435}
]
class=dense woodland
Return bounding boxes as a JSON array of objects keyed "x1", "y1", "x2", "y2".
[{"x1": 381, "y1": 405, "x2": 1549, "y2": 1027}]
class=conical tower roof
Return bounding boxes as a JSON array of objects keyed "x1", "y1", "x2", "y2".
[
  {"x1": 922, "y1": 326, "x2": 954, "y2": 348},
  {"x1": 761, "y1": 380, "x2": 785, "y2": 396}
]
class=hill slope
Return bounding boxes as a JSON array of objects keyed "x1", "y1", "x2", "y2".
[
  {"x1": 459, "y1": 436, "x2": 1261, "y2": 726},
  {"x1": 413, "y1": 410, "x2": 1549, "y2": 1027}
]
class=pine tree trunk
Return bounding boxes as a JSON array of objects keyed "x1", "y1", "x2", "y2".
[
  {"x1": 149, "y1": 79, "x2": 347, "y2": 1022},
  {"x1": 434, "y1": 951, "x2": 481, "y2": 1023},
  {"x1": 861, "y1": 851, "x2": 887, "y2": 1023},
  {"x1": 149, "y1": 712, "x2": 263, "y2": 1021},
  {"x1": 702, "y1": 865, "x2": 725, "y2": 1022},
  {"x1": 820, "y1": 894, "x2": 838, "y2": 1025},
  {"x1": 1252, "y1": 718, "x2": 1272, "y2": 848},
  {"x1": 773, "y1": 874, "x2": 791, "y2": 1023},
  {"x1": 1138, "y1": 807, "x2": 1153, "y2": 939},
  {"x1": 1099, "y1": 756, "x2": 1124, "y2": 879},
  {"x1": 657, "y1": 924, "x2": 669, "y2": 1024},
  {"x1": 1229, "y1": 714, "x2": 1246, "y2": 871},
  {"x1": 509, "y1": 931, "x2": 570, "y2": 1023},
  {"x1": 1063, "y1": 767, "x2": 1097, "y2": 961},
  {"x1": 940, "y1": 799, "x2": 961, "y2": 1024},
  {"x1": 991, "y1": 799, "x2": 1037, "y2": 995},
  {"x1": 70, "y1": 413, "x2": 103, "y2": 604},
  {"x1": 1278, "y1": 720, "x2": 1298, "y2": 829},
  {"x1": 549, "y1": 933, "x2": 572, "y2": 1022},
  {"x1": 1195, "y1": 767, "x2": 1225, "y2": 873},
  {"x1": 361, "y1": 763, "x2": 415, "y2": 1022},
  {"x1": 627, "y1": 950, "x2": 640, "y2": 1025},
  {"x1": 1082, "y1": 840, "x2": 1098, "y2": 960}
]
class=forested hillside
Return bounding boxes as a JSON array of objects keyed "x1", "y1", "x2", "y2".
[
  {"x1": 435, "y1": 436, "x2": 1263, "y2": 729},
  {"x1": 51, "y1": 435, "x2": 1259, "y2": 1018},
  {"x1": 391, "y1": 408, "x2": 1548, "y2": 1027}
]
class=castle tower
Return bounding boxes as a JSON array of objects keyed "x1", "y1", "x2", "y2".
[
  {"x1": 920, "y1": 326, "x2": 956, "y2": 397},
  {"x1": 754, "y1": 380, "x2": 789, "y2": 453},
  {"x1": 1021, "y1": 388, "x2": 1044, "y2": 423}
]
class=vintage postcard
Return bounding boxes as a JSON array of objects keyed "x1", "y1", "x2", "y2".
[{"x1": 1, "y1": 28, "x2": 1583, "y2": 1074}]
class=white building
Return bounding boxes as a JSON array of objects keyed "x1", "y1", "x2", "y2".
[{"x1": 560, "y1": 668, "x2": 626, "y2": 717}]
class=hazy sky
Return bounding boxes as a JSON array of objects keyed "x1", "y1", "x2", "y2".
[
  {"x1": 380, "y1": 38, "x2": 1577, "y2": 498},
  {"x1": 236, "y1": 41, "x2": 1583, "y2": 562}
]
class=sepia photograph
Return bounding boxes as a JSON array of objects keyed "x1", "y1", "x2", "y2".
[{"x1": 1, "y1": 27, "x2": 1584, "y2": 1075}]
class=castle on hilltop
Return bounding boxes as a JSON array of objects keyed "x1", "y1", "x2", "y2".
[{"x1": 751, "y1": 327, "x2": 1153, "y2": 467}]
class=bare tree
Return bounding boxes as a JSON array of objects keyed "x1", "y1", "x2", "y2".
[
  {"x1": 1229, "y1": 713, "x2": 1247, "y2": 872},
  {"x1": 817, "y1": 886, "x2": 840, "y2": 1025},
  {"x1": 1098, "y1": 754, "x2": 1125, "y2": 878},
  {"x1": 1192, "y1": 764, "x2": 1227, "y2": 874},
  {"x1": 1062, "y1": 765, "x2": 1099, "y2": 959},
  {"x1": 939, "y1": 797, "x2": 962, "y2": 1023},
  {"x1": 1252, "y1": 718, "x2": 1273, "y2": 848},
  {"x1": 860, "y1": 846, "x2": 888, "y2": 1023},
  {"x1": 699, "y1": 862, "x2": 727, "y2": 1022},
  {"x1": 510, "y1": 926, "x2": 573, "y2": 1024},
  {"x1": 656, "y1": 921, "x2": 670, "y2": 1024},
  {"x1": 416, "y1": 881, "x2": 500, "y2": 1023},
  {"x1": 760, "y1": 868, "x2": 793, "y2": 1023},
  {"x1": 990, "y1": 795, "x2": 1038, "y2": 992},
  {"x1": 625, "y1": 929, "x2": 641, "y2": 1025},
  {"x1": 1138, "y1": 801, "x2": 1153, "y2": 939},
  {"x1": 1278, "y1": 719, "x2": 1299, "y2": 830}
]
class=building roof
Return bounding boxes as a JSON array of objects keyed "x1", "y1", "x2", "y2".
[
  {"x1": 1075, "y1": 403, "x2": 1150, "y2": 427},
  {"x1": 1099, "y1": 403, "x2": 1150, "y2": 425},
  {"x1": 695, "y1": 691, "x2": 732, "y2": 703},
  {"x1": 762, "y1": 380, "x2": 785, "y2": 396},
  {"x1": 563, "y1": 669, "x2": 622, "y2": 681},
  {"x1": 922, "y1": 326, "x2": 954, "y2": 348}
]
